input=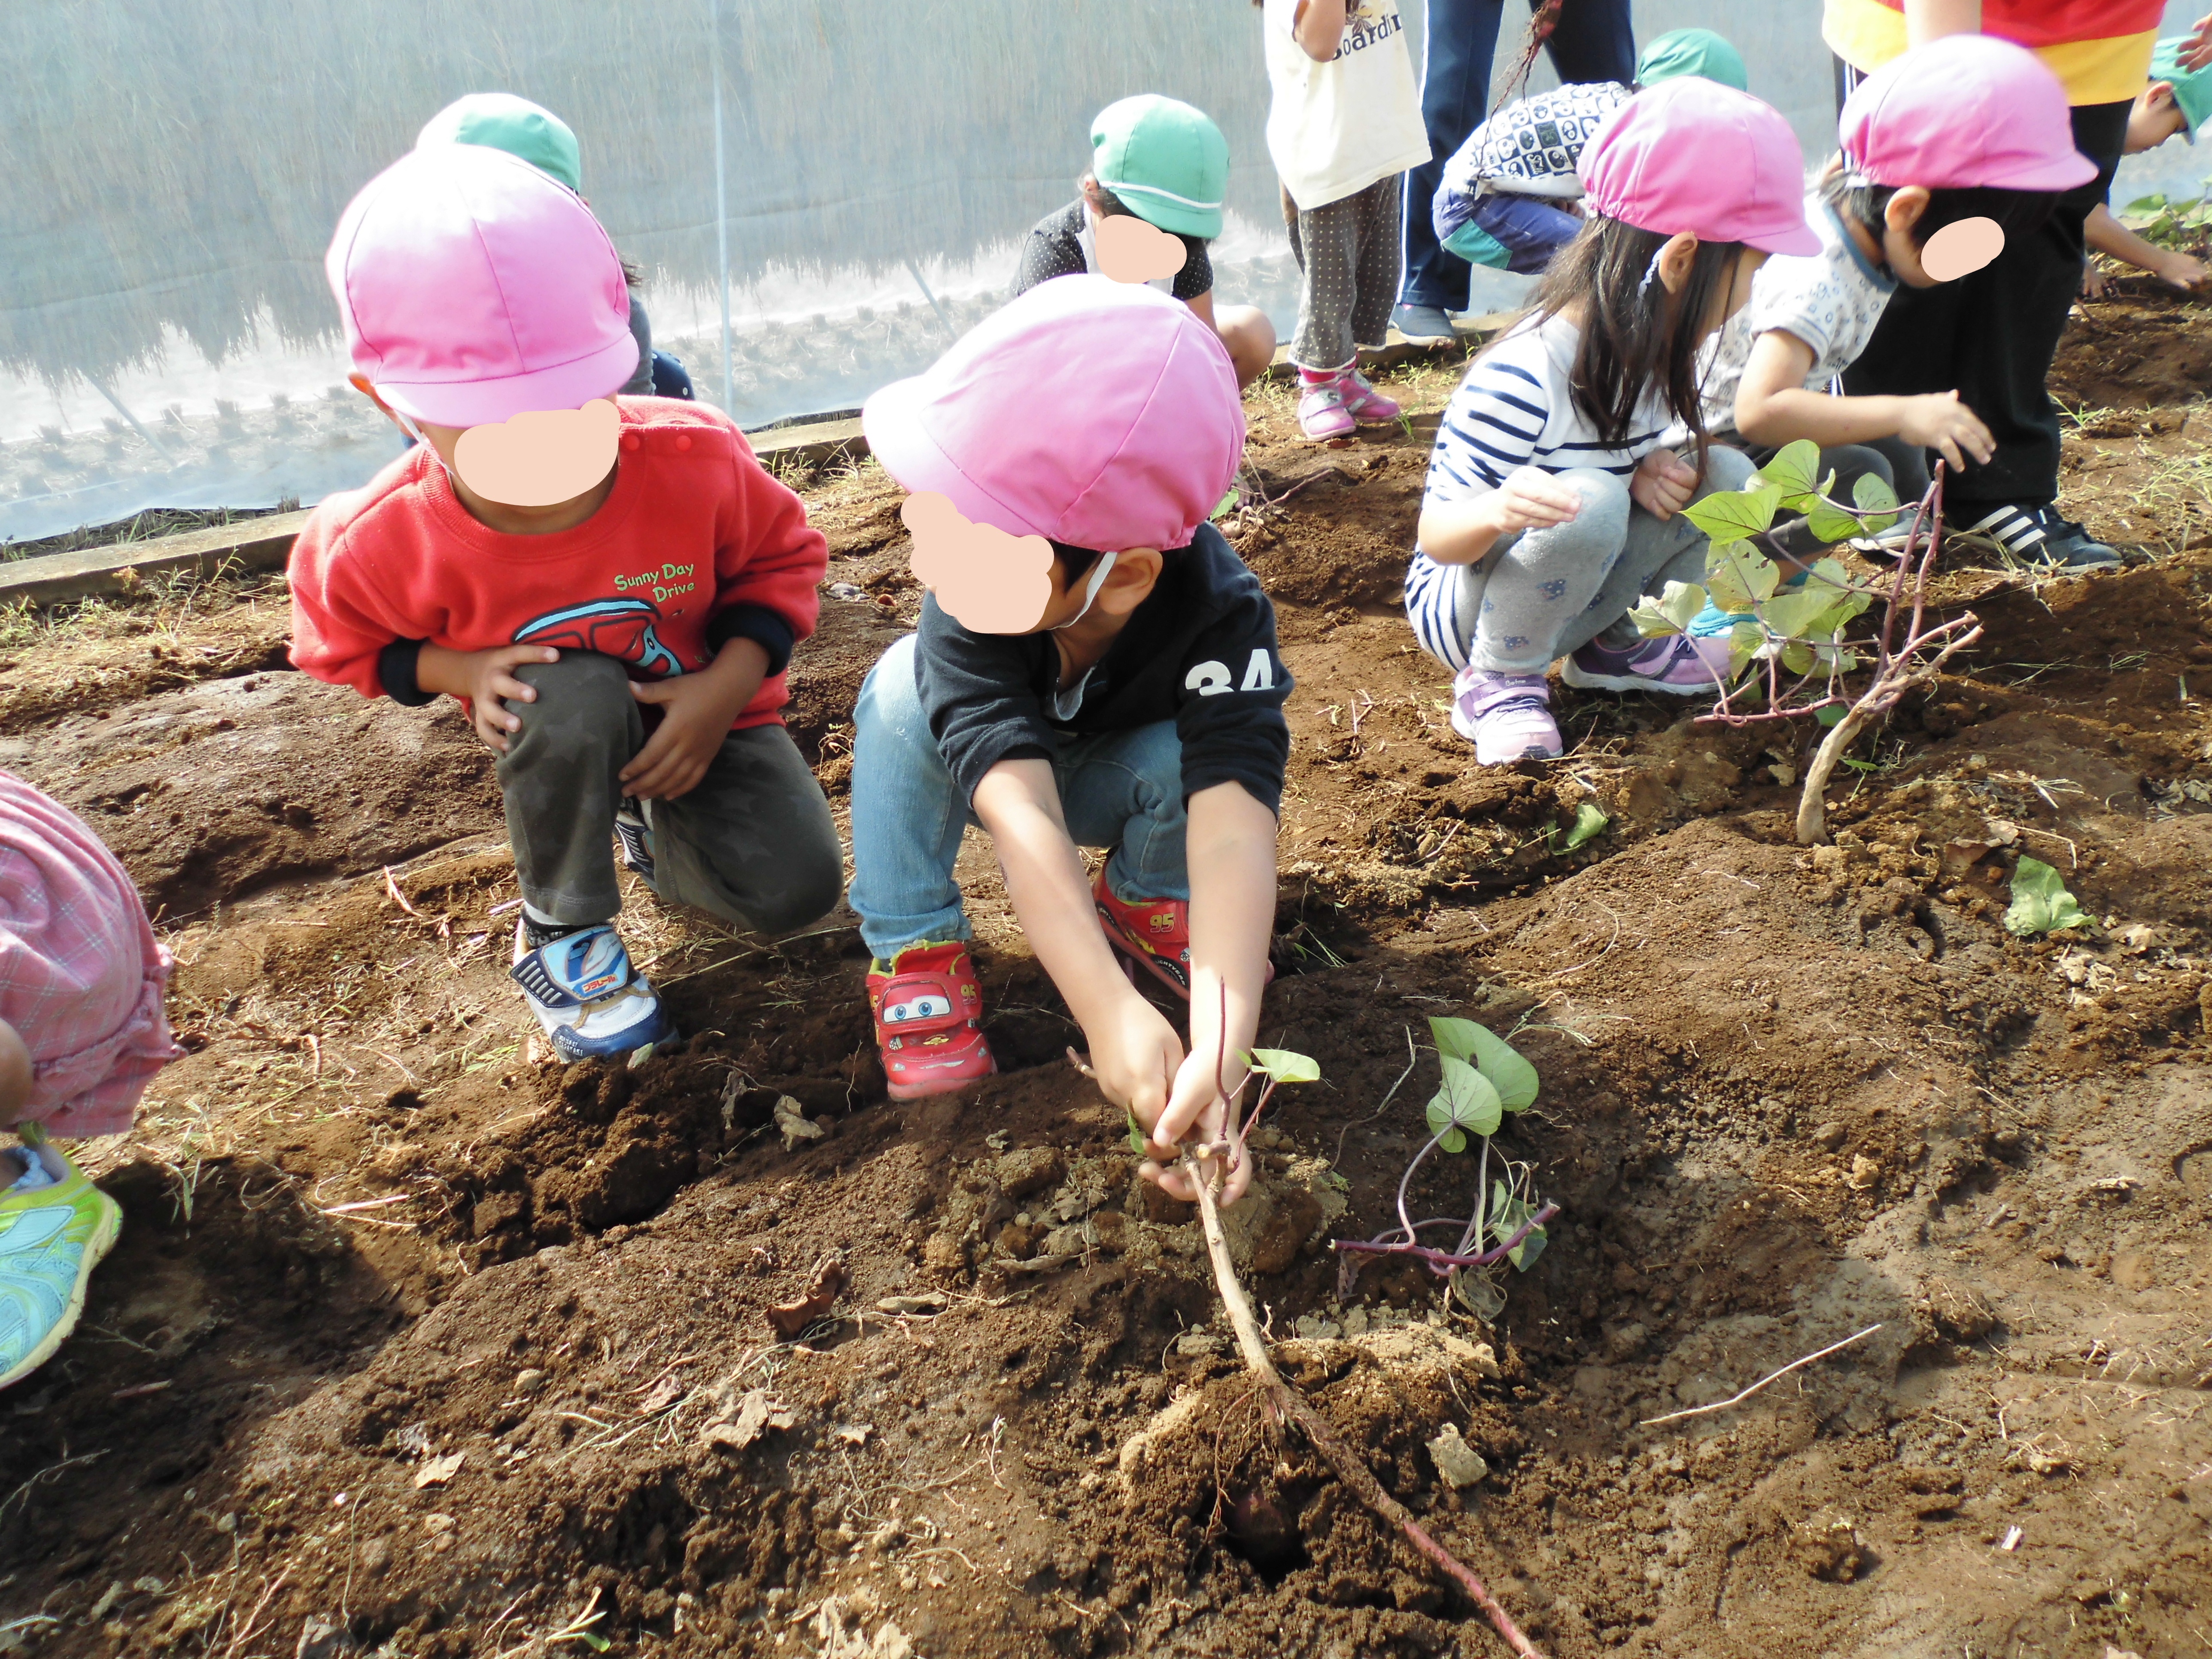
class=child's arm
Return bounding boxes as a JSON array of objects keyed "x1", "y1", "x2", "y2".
[
  {"x1": 971, "y1": 759, "x2": 1187, "y2": 1124},
  {"x1": 1417, "y1": 471, "x2": 1585, "y2": 565},
  {"x1": 1291, "y1": 0, "x2": 1349, "y2": 61},
  {"x1": 1146, "y1": 781, "x2": 1276, "y2": 1207},
  {"x1": 0, "y1": 1019, "x2": 30, "y2": 1129},
  {"x1": 1903, "y1": 0, "x2": 1979, "y2": 44},
  {"x1": 2086, "y1": 202, "x2": 2209, "y2": 290},
  {"x1": 1734, "y1": 327, "x2": 1994, "y2": 474}
]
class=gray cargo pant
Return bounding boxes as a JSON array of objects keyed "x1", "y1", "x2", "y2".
[{"x1": 497, "y1": 651, "x2": 842, "y2": 934}]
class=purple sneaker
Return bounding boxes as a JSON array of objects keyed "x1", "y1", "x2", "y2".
[
  {"x1": 1298, "y1": 381, "x2": 1357, "y2": 441},
  {"x1": 1450, "y1": 667, "x2": 1562, "y2": 764},
  {"x1": 1561, "y1": 635, "x2": 1733, "y2": 697},
  {"x1": 1337, "y1": 369, "x2": 1401, "y2": 425}
]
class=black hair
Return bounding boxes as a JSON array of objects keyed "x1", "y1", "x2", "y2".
[
  {"x1": 1079, "y1": 172, "x2": 1135, "y2": 219},
  {"x1": 619, "y1": 257, "x2": 643, "y2": 290},
  {"x1": 1818, "y1": 171, "x2": 2059, "y2": 254},
  {"x1": 1525, "y1": 215, "x2": 1748, "y2": 467},
  {"x1": 1050, "y1": 540, "x2": 1106, "y2": 584}
]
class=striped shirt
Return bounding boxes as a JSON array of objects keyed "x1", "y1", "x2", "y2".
[{"x1": 1424, "y1": 313, "x2": 1673, "y2": 505}]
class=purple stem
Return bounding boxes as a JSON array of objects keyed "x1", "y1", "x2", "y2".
[{"x1": 1334, "y1": 1203, "x2": 1561, "y2": 1277}]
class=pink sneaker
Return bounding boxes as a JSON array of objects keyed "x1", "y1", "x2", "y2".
[
  {"x1": 1298, "y1": 381, "x2": 1357, "y2": 441},
  {"x1": 1337, "y1": 369, "x2": 1401, "y2": 425},
  {"x1": 1561, "y1": 635, "x2": 1732, "y2": 697},
  {"x1": 1450, "y1": 667, "x2": 1561, "y2": 764}
]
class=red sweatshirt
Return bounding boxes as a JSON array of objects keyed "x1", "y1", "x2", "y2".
[{"x1": 287, "y1": 398, "x2": 825, "y2": 730}]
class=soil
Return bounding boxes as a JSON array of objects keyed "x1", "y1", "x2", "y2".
[{"x1": 4, "y1": 298, "x2": 2212, "y2": 1659}]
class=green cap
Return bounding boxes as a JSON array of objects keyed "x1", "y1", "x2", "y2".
[
  {"x1": 1090, "y1": 95, "x2": 1229, "y2": 240},
  {"x1": 2150, "y1": 38, "x2": 2212, "y2": 143},
  {"x1": 417, "y1": 93, "x2": 583, "y2": 194},
  {"x1": 1635, "y1": 28, "x2": 1749, "y2": 93}
]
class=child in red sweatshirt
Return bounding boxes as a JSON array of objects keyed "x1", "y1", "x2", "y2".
[{"x1": 289, "y1": 142, "x2": 839, "y2": 1061}]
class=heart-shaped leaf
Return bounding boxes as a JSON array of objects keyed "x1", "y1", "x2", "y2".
[
  {"x1": 1780, "y1": 641, "x2": 1817, "y2": 675},
  {"x1": 1428, "y1": 1018, "x2": 1538, "y2": 1111},
  {"x1": 1704, "y1": 547, "x2": 1781, "y2": 614},
  {"x1": 1489, "y1": 1183, "x2": 1548, "y2": 1271},
  {"x1": 1561, "y1": 801, "x2": 1610, "y2": 852},
  {"x1": 1630, "y1": 593, "x2": 1684, "y2": 638},
  {"x1": 1426, "y1": 1054, "x2": 1503, "y2": 1144},
  {"x1": 1682, "y1": 482, "x2": 1784, "y2": 548},
  {"x1": 2004, "y1": 856, "x2": 2086, "y2": 936},
  {"x1": 1852, "y1": 469, "x2": 1901, "y2": 535},
  {"x1": 1727, "y1": 620, "x2": 1764, "y2": 678},
  {"x1": 1752, "y1": 439, "x2": 1820, "y2": 504},
  {"x1": 1806, "y1": 494, "x2": 1866, "y2": 545},
  {"x1": 1244, "y1": 1048, "x2": 1321, "y2": 1084}
]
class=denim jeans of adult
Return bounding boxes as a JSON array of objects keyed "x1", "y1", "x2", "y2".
[
  {"x1": 1401, "y1": 0, "x2": 1635, "y2": 312},
  {"x1": 848, "y1": 634, "x2": 1189, "y2": 961}
]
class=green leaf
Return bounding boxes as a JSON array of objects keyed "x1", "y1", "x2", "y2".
[
  {"x1": 1682, "y1": 482, "x2": 1784, "y2": 548},
  {"x1": 1761, "y1": 586, "x2": 1837, "y2": 641},
  {"x1": 1660, "y1": 581, "x2": 1707, "y2": 630},
  {"x1": 1431, "y1": 1018, "x2": 1539, "y2": 1111},
  {"x1": 1210, "y1": 489, "x2": 1239, "y2": 522},
  {"x1": 1704, "y1": 546, "x2": 1781, "y2": 614},
  {"x1": 1561, "y1": 801, "x2": 1610, "y2": 852},
  {"x1": 2004, "y1": 856, "x2": 2087, "y2": 937},
  {"x1": 1815, "y1": 702, "x2": 1847, "y2": 726},
  {"x1": 1806, "y1": 494, "x2": 1866, "y2": 544},
  {"x1": 1426, "y1": 1054, "x2": 1503, "y2": 1142},
  {"x1": 1852, "y1": 469, "x2": 1900, "y2": 535},
  {"x1": 1489, "y1": 1182, "x2": 1548, "y2": 1271},
  {"x1": 1753, "y1": 439, "x2": 1821, "y2": 503},
  {"x1": 1440, "y1": 1126, "x2": 1468, "y2": 1155},
  {"x1": 1727, "y1": 620, "x2": 1764, "y2": 678},
  {"x1": 1126, "y1": 1110, "x2": 1149, "y2": 1154},
  {"x1": 2121, "y1": 192, "x2": 2170, "y2": 217},
  {"x1": 1244, "y1": 1048, "x2": 1321, "y2": 1084},
  {"x1": 1629, "y1": 594, "x2": 1683, "y2": 638},
  {"x1": 1780, "y1": 641, "x2": 1817, "y2": 675}
]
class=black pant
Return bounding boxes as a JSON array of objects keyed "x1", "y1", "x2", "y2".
[
  {"x1": 1399, "y1": 0, "x2": 1635, "y2": 311},
  {"x1": 1838, "y1": 88, "x2": 2130, "y2": 510}
]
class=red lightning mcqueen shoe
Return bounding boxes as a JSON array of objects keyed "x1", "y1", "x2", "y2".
[{"x1": 866, "y1": 941, "x2": 997, "y2": 1101}]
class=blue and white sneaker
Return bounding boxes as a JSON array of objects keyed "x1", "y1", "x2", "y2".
[
  {"x1": 510, "y1": 921, "x2": 675, "y2": 1062},
  {"x1": 614, "y1": 802, "x2": 655, "y2": 881},
  {"x1": 1, "y1": 1127, "x2": 122, "y2": 1392}
]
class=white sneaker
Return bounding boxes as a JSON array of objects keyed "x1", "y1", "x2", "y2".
[{"x1": 510, "y1": 921, "x2": 675, "y2": 1062}]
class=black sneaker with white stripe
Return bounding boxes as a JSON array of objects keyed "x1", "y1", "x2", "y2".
[
  {"x1": 1963, "y1": 504, "x2": 2122, "y2": 573},
  {"x1": 614, "y1": 801, "x2": 655, "y2": 880}
]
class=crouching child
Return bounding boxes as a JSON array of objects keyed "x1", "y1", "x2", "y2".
[
  {"x1": 851, "y1": 276, "x2": 1287, "y2": 1204},
  {"x1": 288, "y1": 143, "x2": 841, "y2": 1061}
]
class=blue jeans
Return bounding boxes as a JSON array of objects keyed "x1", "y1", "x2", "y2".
[
  {"x1": 1443, "y1": 193, "x2": 1583, "y2": 275},
  {"x1": 1401, "y1": 0, "x2": 1635, "y2": 311},
  {"x1": 849, "y1": 634, "x2": 1190, "y2": 960}
]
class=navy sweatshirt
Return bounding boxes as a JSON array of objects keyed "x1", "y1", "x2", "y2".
[{"x1": 913, "y1": 523, "x2": 1292, "y2": 815}]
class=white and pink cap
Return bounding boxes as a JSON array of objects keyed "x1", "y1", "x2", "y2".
[
  {"x1": 1840, "y1": 34, "x2": 2096, "y2": 193},
  {"x1": 1578, "y1": 78, "x2": 1820, "y2": 255}
]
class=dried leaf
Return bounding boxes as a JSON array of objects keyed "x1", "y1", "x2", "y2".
[
  {"x1": 768, "y1": 1252, "x2": 849, "y2": 1338},
  {"x1": 412, "y1": 1451, "x2": 465, "y2": 1489}
]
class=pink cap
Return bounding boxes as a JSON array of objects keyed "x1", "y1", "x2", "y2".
[
  {"x1": 1578, "y1": 79, "x2": 1819, "y2": 256},
  {"x1": 862, "y1": 276, "x2": 1244, "y2": 553},
  {"x1": 1840, "y1": 35, "x2": 2095, "y2": 194},
  {"x1": 325, "y1": 143, "x2": 638, "y2": 428}
]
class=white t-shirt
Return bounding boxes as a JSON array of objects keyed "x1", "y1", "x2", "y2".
[
  {"x1": 1439, "y1": 82, "x2": 1631, "y2": 204},
  {"x1": 1699, "y1": 192, "x2": 1899, "y2": 433},
  {"x1": 1262, "y1": 0, "x2": 1431, "y2": 212},
  {"x1": 1424, "y1": 312, "x2": 1674, "y2": 505}
]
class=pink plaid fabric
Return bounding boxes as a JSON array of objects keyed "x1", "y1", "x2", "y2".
[{"x1": 0, "y1": 772, "x2": 180, "y2": 1139}]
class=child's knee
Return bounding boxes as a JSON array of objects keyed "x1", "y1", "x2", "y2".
[
  {"x1": 1549, "y1": 468, "x2": 1631, "y2": 541},
  {"x1": 855, "y1": 635, "x2": 925, "y2": 736},
  {"x1": 1698, "y1": 446, "x2": 1760, "y2": 495},
  {"x1": 509, "y1": 651, "x2": 635, "y2": 744},
  {"x1": 748, "y1": 840, "x2": 844, "y2": 935}
]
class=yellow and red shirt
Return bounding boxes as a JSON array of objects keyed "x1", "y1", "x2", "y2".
[{"x1": 1823, "y1": 0, "x2": 2164, "y2": 105}]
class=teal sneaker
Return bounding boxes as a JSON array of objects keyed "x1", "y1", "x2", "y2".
[{"x1": 0, "y1": 1126, "x2": 122, "y2": 1391}]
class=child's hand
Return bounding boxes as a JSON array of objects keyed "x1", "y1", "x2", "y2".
[
  {"x1": 1091, "y1": 993, "x2": 1186, "y2": 1137},
  {"x1": 1630, "y1": 450, "x2": 1698, "y2": 520},
  {"x1": 1141, "y1": 1045, "x2": 1257, "y2": 1209},
  {"x1": 0, "y1": 1019, "x2": 31, "y2": 1130},
  {"x1": 458, "y1": 644, "x2": 562, "y2": 754},
  {"x1": 2081, "y1": 263, "x2": 2109, "y2": 300},
  {"x1": 1897, "y1": 390, "x2": 1995, "y2": 472},
  {"x1": 1490, "y1": 466, "x2": 1584, "y2": 535},
  {"x1": 622, "y1": 675, "x2": 746, "y2": 800},
  {"x1": 2157, "y1": 250, "x2": 2209, "y2": 292}
]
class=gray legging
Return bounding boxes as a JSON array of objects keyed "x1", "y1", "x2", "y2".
[{"x1": 1407, "y1": 447, "x2": 1761, "y2": 676}]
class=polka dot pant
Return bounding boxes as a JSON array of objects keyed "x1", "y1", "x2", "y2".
[{"x1": 1283, "y1": 173, "x2": 1404, "y2": 373}]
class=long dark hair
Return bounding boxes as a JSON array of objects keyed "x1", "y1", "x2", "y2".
[{"x1": 1525, "y1": 215, "x2": 1745, "y2": 467}]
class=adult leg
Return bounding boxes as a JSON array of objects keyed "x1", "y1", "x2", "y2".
[
  {"x1": 846, "y1": 635, "x2": 975, "y2": 961},
  {"x1": 497, "y1": 650, "x2": 642, "y2": 927},
  {"x1": 1536, "y1": 0, "x2": 1634, "y2": 85},
  {"x1": 1399, "y1": 0, "x2": 1507, "y2": 321},
  {"x1": 648, "y1": 722, "x2": 843, "y2": 936}
]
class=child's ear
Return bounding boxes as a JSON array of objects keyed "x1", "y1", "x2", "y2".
[
  {"x1": 1654, "y1": 231, "x2": 1701, "y2": 295},
  {"x1": 1884, "y1": 186, "x2": 1932, "y2": 240},
  {"x1": 2151, "y1": 80, "x2": 2179, "y2": 110},
  {"x1": 1097, "y1": 547, "x2": 1164, "y2": 614}
]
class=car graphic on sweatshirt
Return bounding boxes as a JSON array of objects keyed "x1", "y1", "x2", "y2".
[{"x1": 511, "y1": 597, "x2": 685, "y2": 676}]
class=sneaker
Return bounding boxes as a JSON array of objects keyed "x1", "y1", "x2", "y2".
[
  {"x1": 1450, "y1": 667, "x2": 1562, "y2": 763},
  {"x1": 510, "y1": 921, "x2": 675, "y2": 1063},
  {"x1": 1561, "y1": 635, "x2": 1733, "y2": 696},
  {"x1": 1094, "y1": 866, "x2": 1194, "y2": 998},
  {"x1": 1298, "y1": 382, "x2": 1357, "y2": 441},
  {"x1": 1336, "y1": 369, "x2": 1401, "y2": 425},
  {"x1": 613, "y1": 801, "x2": 655, "y2": 880},
  {"x1": 0, "y1": 1129, "x2": 123, "y2": 1392},
  {"x1": 1392, "y1": 303, "x2": 1457, "y2": 344},
  {"x1": 867, "y1": 941, "x2": 996, "y2": 1101},
  {"x1": 1963, "y1": 504, "x2": 2123, "y2": 573}
]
